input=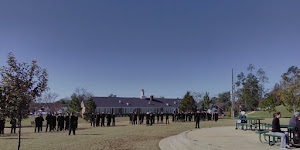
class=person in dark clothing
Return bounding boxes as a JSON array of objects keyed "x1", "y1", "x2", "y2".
[
  {"x1": 65, "y1": 114, "x2": 70, "y2": 130},
  {"x1": 45, "y1": 113, "x2": 52, "y2": 132},
  {"x1": 141, "y1": 112, "x2": 144, "y2": 124},
  {"x1": 138, "y1": 113, "x2": 142, "y2": 124},
  {"x1": 106, "y1": 112, "x2": 112, "y2": 126},
  {"x1": 101, "y1": 112, "x2": 105, "y2": 127},
  {"x1": 272, "y1": 112, "x2": 289, "y2": 149},
  {"x1": 160, "y1": 112, "x2": 164, "y2": 124},
  {"x1": 35, "y1": 114, "x2": 43, "y2": 133},
  {"x1": 182, "y1": 112, "x2": 186, "y2": 122},
  {"x1": 90, "y1": 113, "x2": 95, "y2": 127},
  {"x1": 36, "y1": 115, "x2": 44, "y2": 132},
  {"x1": 0, "y1": 118, "x2": 5, "y2": 134},
  {"x1": 191, "y1": 112, "x2": 195, "y2": 122},
  {"x1": 57, "y1": 114, "x2": 64, "y2": 131},
  {"x1": 35, "y1": 116, "x2": 39, "y2": 133},
  {"x1": 166, "y1": 112, "x2": 169, "y2": 124},
  {"x1": 214, "y1": 113, "x2": 218, "y2": 122},
  {"x1": 69, "y1": 113, "x2": 76, "y2": 135},
  {"x1": 152, "y1": 113, "x2": 155, "y2": 125},
  {"x1": 150, "y1": 113, "x2": 153, "y2": 126},
  {"x1": 96, "y1": 113, "x2": 100, "y2": 127},
  {"x1": 112, "y1": 113, "x2": 116, "y2": 126},
  {"x1": 133, "y1": 112, "x2": 137, "y2": 125},
  {"x1": 146, "y1": 112, "x2": 150, "y2": 126},
  {"x1": 172, "y1": 113, "x2": 175, "y2": 122},
  {"x1": 52, "y1": 114, "x2": 57, "y2": 131},
  {"x1": 208, "y1": 113, "x2": 212, "y2": 121},
  {"x1": 156, "y1": 113, "x2": 160, "y2": 124},
  {"x1": 195, "y1": 111, "x2": 200, "y2": 129},
  {"x1": 10, "y1": 117, "x2": 17, "y2": 134},
  {"x1": 57, "y1": 115, "x2": 61, "y2": 131},
  {"x1": 75, "y1": 114, "x2": 79, "y2": 129},
  {"x1": 129, "y1": 112, "x2": 133, "y2": 124}
]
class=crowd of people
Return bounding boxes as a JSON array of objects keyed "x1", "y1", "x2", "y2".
[
  {"x1": 0, "y1": 110, "x2": 219, "y2": 136},
  {"x1": 125, "y1": 111, "x2": 219, "y2": 128},
  {"x1": 0, "y1": 117, "x2": 16, "y2": 134},
  {"x1": 90, "y1": 112, "x2": 116, "y2": 127},
  {"x1": 34, "y1": 112, "x2": 79, "y2": 135}
]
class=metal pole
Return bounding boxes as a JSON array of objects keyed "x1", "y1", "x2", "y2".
[{"x1": 232, "y1": 68, "x2": 235, "y2": 119}]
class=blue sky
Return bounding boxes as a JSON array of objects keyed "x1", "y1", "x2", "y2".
[{"x1": 0, "y1": 1, "x2": 299, "y2": 100}]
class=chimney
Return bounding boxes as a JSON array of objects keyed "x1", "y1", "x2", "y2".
[{"x1": 150, "y1": 95, "x2": 153, "y2": 102}]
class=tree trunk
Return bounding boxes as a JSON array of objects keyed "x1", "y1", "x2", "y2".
[{"x1": 18, "y1": 116, "x2": 21, "y2": 150}]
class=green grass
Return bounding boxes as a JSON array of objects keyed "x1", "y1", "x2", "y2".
[
  {"x1": 247, "y1": 105, "x2": 293, "y2": 118},
  {"x1": 0, "y1": 117, "x2": 236, "y2": 150},
  {"x1": 0, "y1": 115, "x2": 293, "y2": 150}
]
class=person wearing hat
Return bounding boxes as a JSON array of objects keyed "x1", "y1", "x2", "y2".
[{"x1": 235, "y1": 111, "x2": 247, "y2": 130}]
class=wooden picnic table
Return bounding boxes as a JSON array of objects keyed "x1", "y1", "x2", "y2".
[{"x1": 242, "y1": 118, "x2": 265, "y2": 131}]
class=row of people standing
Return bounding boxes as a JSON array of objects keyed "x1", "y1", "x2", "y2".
[
  {"x1": 173, "y1": 112, "x2": 219, "y2": 122},
  {"x1": 129, "y1": 111, "x2": 218, "y2": 126},
  {"x1": 0, "y1": 117, "x2": 18, "y2": 134},
  {"x1": 129, "y1": 112, "x2": 170, "y2": 125},
  {"x1": 90, "y1": 112, "x2": 116, "y2": 127},
  {"x1": 34, "y1": 113, "x2": 79, "y2": 135}
]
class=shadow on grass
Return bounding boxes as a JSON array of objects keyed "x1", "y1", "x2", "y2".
[
  {"x1": 1, "y1": 137, "x2": 35, "y2": 140},
  {"x1": 76, "y1": 134, "x2": 103, "y2": 136}
]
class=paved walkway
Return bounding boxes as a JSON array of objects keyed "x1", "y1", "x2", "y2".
[{"x1": 159, "y1": 126, "x2": 293, "y2": 150}]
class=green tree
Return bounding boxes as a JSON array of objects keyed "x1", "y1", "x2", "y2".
[
  {"x1": 0, "y1": 53, "x2": 48, "y2": 150},
  {"x1": 201, "y1": 92, "x2": 212, "y2": 110},
  {"x1": 200, "y1": 92, "x2": 212, "y2": 118},
  {"x1": 216, "y1": 91, "x2": 231, "y2": 111},
  {"x1": 68, "y1": 94, "x2": 82, "y2": 113},
  {"x1": 235, "y1": 64, "x2": 265, "y2": 110},
  {"x1": 108, "y1": 93, "x2": 117, "y2": 97},
  {"x1": 280, "y1": 66, "x2": 300, "y2": 113},
  {"x1": 179, "y1": 91, "x2": 197, "y2": 112},
  {"x1": 83, "y1": 97, "x2": 97, "y2": 120},
  {"x1": 259, "y1": 83, "x2": 281, "y2": 117}
]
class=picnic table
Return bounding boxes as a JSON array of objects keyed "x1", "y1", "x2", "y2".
[
  {"x1": 242, "y1": 118, "x2": 265, "y2": 131},
  {"x1": 281, "y1": 125, "x2": 296, "y2": 143}
]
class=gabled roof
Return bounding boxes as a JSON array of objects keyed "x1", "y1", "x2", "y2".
[{"x1": 86, "y1": 97, "x2": 181, "y2": 108}]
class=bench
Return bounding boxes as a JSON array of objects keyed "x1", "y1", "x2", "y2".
[
  {"x1": 237, "y1": 123, "x2": 255, "y2": 130},
  {"x1": 255, "y1": 131, "x2": 269, "y2": 143},
  {"x1": 264, "y1": 134, "x2": 281, "y2": 145},
  {"x1": 265, "y1": 125, "x2": 272, "y2": 131}
]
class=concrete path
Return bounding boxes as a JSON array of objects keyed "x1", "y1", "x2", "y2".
[
  {"x1": 159, "y1": 126, "x2": 293, "y2": 150},
  {"x1": 246, "y1": 111, "x2": 256, "y2": 116}
]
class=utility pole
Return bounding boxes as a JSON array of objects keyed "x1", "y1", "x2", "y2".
[{"x1": 231, "y1": 68, "x2": 235, "y2": 119}]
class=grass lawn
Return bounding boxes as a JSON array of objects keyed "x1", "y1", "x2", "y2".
[
  {"x1": 0, "y1": 116, "x2": 292, "y2": 150},
  {"x1": 247, "y1": 105, "x2": 294, "y2": 118},
  {"x1": 0, "y1": 117, "x2": 237, "y2": 150}
]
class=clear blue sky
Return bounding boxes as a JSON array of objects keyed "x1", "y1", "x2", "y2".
[{"x1": 0, "y1": 1, "x2": 299, "y2": 100}]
